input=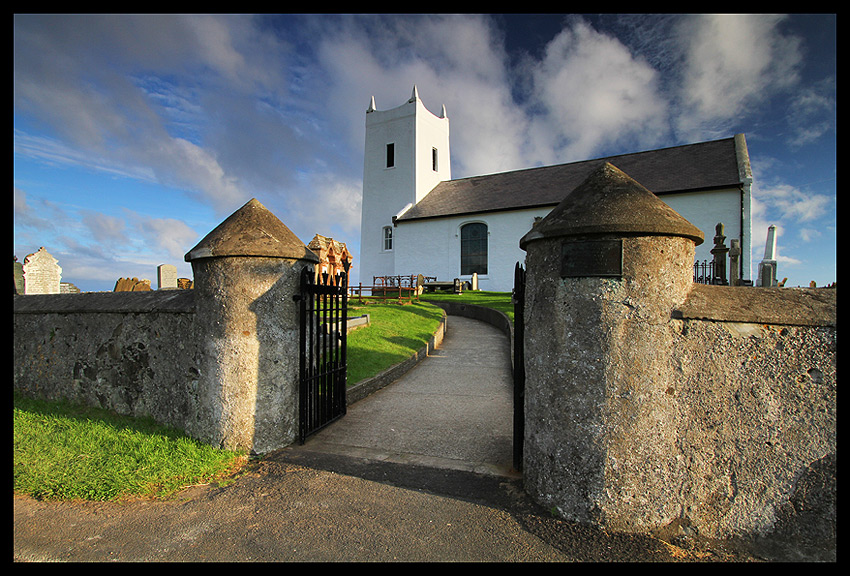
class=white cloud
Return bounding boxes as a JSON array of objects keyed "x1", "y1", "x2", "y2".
[
  {"x1": 81, "y1": 212, "x2": 127, "y2": 246},
  {"x1": 756, "y1": 181, "x2": 832, "y2": 223},
  {"x1": 135, "y1": 215, "x2": 201, "y2": 261},
  {"x1": 527, "y1": 18, "x2": 669, "y2": 162},
  {"x1": 312, "y1": 15, "x2": 531, "y2": 178},
  {"x1": 674, "y1": 14, "x2": 802, "y2": 136},
  {"x1": 785, "y1": 79, "x2": 836, "y2": 147}
]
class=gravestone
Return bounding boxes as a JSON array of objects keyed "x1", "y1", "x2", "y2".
[
  {"x1": 157, "y1": 264, "x2": 178, "y2": 290},
  {"x1": 710, "y1": 223, "x2": 729, "y2": 285},
  {"x1": 22, "y1": 247, "x2": 61, "y2": 294}
]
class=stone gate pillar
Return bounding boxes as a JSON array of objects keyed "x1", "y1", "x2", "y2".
[
  {"x1": 518, "y1": 163, "x2": 704, "y2": 533},
  {"x1": 185, "y1": 198, "x2": 319, "y2": 454}
]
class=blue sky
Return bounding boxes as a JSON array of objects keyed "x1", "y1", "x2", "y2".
[{"x1": 14, "y1": 14, "x2": 836, "y2": 291}]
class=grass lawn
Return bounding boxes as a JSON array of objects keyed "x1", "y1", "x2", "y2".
[
  {"x1": 13, "y1": 392, "x2": 246, "y2": 502},
  {"x1": 420, "y1": 290, "x2": 515, "y2": 323},
  {"x1": 347, "y1": 300, "x2": 445, "y2": 385}
]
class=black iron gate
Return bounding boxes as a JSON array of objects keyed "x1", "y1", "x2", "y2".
[
  {"x1": 296, "y1": 265, "x2": 348, "y2": 444},
  {"x1": 512, "y1": 261, "x2": 526, "y2": 471}
]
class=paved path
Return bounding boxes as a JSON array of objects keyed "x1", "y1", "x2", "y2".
[{"x1": 283, "y1": 314, "x2": 519, "y2": 478}]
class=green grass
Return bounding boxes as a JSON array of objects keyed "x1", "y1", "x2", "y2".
[
  {"x1": 420, "y1": 290, "x2": 515, "y2": 323},
  {"x1": 13, "y1": 392, "x2": 246, "y2": 502},
  {"x1": 346, "y1": 300, "x2": 445, "y2": 385}
]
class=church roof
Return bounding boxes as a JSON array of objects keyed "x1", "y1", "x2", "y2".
[
  {"x1": 519, "y1": 162, "x2": 705, "y2": 249},
  {"x1": 396, "y1": 135, "x2": 749, "y2": 223}
]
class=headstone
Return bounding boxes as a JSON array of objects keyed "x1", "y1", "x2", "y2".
[
  {"x1": 710, "y1": 223, "x2": 729, "y2": 285},
  {"x1": 22, "y1": 247, "x2": 61, "y2": 294},
  {"x1": 763, "y1": 224, "x2": 777, "y2": 261},
  {"x1": 157, "y1": 264, "x2": 178, "y2": 290}
]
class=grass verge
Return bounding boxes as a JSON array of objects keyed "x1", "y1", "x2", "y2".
[
  {"x1": 13, "y1": 392, "x2": 247, "y2": 502},
  {"x1": 420, "y1": 290, "x2": 515, "y2": 323},
  {"x1": 346, "y1": 300, "x2": 445, "y2": 385}
]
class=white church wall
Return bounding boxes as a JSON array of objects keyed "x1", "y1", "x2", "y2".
[
  {"x1": 395, "y1": 207, "x2": 550, "y2": 293},
  {"x1": 392, "y1": 187, "x2": 749, "y2": 293}
]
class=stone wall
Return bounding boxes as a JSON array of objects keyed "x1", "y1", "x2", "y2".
[
  {"x1": 519, "y1": 163, "x2": 836, "y2": 559},
  {"x1": 669, "y1": 288, "x2": 835, "y2": 556},
  {"x1": 14, "y1": 290, "x2": 201, "y2": 433}
]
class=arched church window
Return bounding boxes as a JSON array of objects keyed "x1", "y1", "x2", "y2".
[
  {"x1": 460, "y1": 222, "x2": 487, "y2": 275},
  {"x1": 383, "y1": 226, "x2": 393, "y2": 251}
]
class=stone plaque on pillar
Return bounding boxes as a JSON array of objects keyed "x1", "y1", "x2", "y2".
[{"x1": 561, "y1": 239, "x2": 623, "y2": 278}]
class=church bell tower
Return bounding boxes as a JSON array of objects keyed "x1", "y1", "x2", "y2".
[{"x1": 359, "y1": 86, "x2": 451, "y2": 284}]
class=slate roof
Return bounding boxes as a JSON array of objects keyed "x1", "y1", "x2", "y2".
[{"x1": 396, "y1": 135, "x2": 747, "y2": 223}]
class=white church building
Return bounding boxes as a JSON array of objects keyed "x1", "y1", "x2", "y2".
[{"x1": 359, "y1": 87, "x2": 754, "y2": 292}]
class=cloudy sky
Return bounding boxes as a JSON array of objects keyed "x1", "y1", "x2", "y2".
[{"x1": 14, "y1": 14, "x2": 836, "y2": 290}]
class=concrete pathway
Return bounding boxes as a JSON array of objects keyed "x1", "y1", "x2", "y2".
[{"x1": 284, "y1": 314, "x2": 518, "y2": 478}]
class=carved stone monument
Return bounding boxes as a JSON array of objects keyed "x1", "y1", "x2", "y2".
[{"x1": 114, "y1": 277, "x2": 152, "y2": 292}]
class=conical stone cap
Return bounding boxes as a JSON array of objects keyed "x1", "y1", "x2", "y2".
[
  {"x1": 519, "y1": 162, "x2": 704, "y2": 249},
  {"x1": 185, "y1": 198, "x2": 319, "y2": 262}
]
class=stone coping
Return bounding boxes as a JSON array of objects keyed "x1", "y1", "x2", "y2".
[
  {"x1": 673, "y1": 284, "x2": 836, "y2": 327},
  {"x1": 13, "y1": 290, "x2": 196, "y2": 314}
]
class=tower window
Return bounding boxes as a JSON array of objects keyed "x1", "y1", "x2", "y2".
[
  {"x1": 432, "y1": 147, "x2": 438, "y2": 171},
  {"x1": 460, "y1": 222, "x2": 487, "y2": 275},
  {"x1": 386, "y1": 143, "x2": 395, "y2": 168},
  {"x1": 383, "y1": 226, "x2": 393, "y2": 251}
]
